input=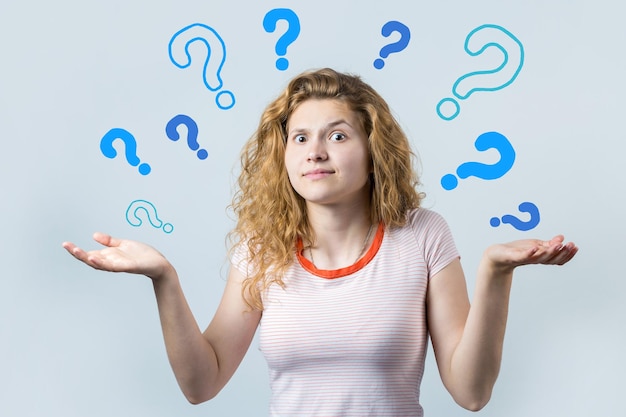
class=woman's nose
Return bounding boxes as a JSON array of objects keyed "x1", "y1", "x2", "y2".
[{"x1": 307, "y1": 138, "x2": 328, "y2": 161}]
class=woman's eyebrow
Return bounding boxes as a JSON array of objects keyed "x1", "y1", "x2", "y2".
[
  {"x1": 325, "y1": 119, "x2": 353, "y2": 130},
  {"x1": 287, "y1": 119, "x2": 353, "y2": 136}
]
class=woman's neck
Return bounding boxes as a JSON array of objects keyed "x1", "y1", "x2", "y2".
[{"x1": 305, "y1": 201, "x2": 374, "y2": 269}]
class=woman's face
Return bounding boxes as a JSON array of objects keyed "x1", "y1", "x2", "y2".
[{"x1": 284, "y1": 98, "x2": 371, "y2": 209}]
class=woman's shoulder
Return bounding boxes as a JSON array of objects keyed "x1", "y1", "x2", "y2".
[{"x1": 405, "y1": 206, "x2": 448, "y2": 227}]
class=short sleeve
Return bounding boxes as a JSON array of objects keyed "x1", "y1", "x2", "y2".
[
  {"x1": 230, "y1": 241, "x2": 252, "y2": 276},
  {"x1": 409, "y1": 208, "x2": 460, "y2": 279}
]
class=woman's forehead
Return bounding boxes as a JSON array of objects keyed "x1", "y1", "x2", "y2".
[{"x1": 287, "y1": 98, "x2": 360, "y2": 128}]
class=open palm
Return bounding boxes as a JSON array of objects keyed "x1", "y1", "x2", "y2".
[
  {"x1": 62, "y1": 232, "x2": 171, "y2": 280},
  {"x1": 484, "y1": 235, "x2": 578, "y2": 272}
]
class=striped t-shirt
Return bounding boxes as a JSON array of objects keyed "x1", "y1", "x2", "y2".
[{"x1": 233, "y1": 208, "x2": 459, "y2": 416}]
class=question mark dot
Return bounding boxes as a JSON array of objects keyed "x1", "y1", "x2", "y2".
[
  {"x1": 197, "y1": 149, "x2": 208, "y2": 160},
  {"x1": 489, "y1": 217, "x2": 501, "y2": 227},
  {"x1": 373, "y1": 58, "x2": 385, "y2": 69},
  {"x1": 441, "y1": 174, "x2": 458, "y2": 190},
  {"x1": 216, "y1": 90, "x2": 235, "y2": 110},
  {"x1": 138, "y1": 163, "x2": 151, "y2": 176},
  {"x1": 276, "y1": 58, "x2": 289, "y2": 71},
  {"x1": 162, "y1": 223, "x2": 174, "y2": 234},
  {"x1": 436, "y1": 98, "x2": 461, "y2": 121}
]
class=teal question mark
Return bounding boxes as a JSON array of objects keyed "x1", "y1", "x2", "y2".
[
  {"x1": 168, "y1": 23, "x2": 235, "y2": 110},
  {"x1": 126, "y1": 200, "x2": 173, "y2": 234},
  {"x1": 437, "y1": 24, "x2": 524, "y2": 121}
]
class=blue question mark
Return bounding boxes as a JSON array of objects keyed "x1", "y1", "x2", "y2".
[
  {"x1": 490, "y1": 201, "x2": 540, "y2": 231},
  {"x1": 373, "y1": 21, "x2": 411, "y2": 69},
  {"x1": 168, "y1": 23, "x2": 235, "y2": 110},
  {"x1": 165, "y1": 114, "x2": 208, "y2": 160},
  {"x1": 100, "y1": 128, "x2": 151, "y2": 175},
  {"x1": 126, "y1": 200, "x2": 174, "y2": 234},
  {"x1": 441, "y1": 131, "x2": 515, "y2": 190},
  {"x1": 263, "y1": 8, "x2": 301, "y2": 71},
  {"x1": 437, "y1": 24, "x2": 524, "y2": 121}
]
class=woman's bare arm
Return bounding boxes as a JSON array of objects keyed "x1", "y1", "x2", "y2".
[
  {"x1": 427, "y1": 236, "x2": 578, "y2": 411},
  {"x1": 62, "y1": 233, "x2": 261, "y2": 404}
]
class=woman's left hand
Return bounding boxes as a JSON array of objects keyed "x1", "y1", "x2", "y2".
[{"x1": 484, "y1": 235, "x2": 578, "y2": 272}]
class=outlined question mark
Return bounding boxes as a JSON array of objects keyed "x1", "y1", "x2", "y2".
[
  {"x1": 437, "y1": 24, "x2": 524, "y2": 121},
  {"x1": 441, "y1": 131, "x2": 515, "y2": 190},
  {"x1": 168, "y1": 23, "x2": 235, "y2": 110},
  {"x1": 490, "y1": 201, "x2": 540, "y2": 231},
  {"x1": 165, "y1": 114, "x2": 208, "y2": 160},
  {"x1": 373, "y1": 21, "x2": 411, "y2": 69},
  {"x1": 100, "y1": 128, "x2": 151, "y2": 175},
  {"x1": 263, "y1": 8, "x2": 301, "y2": 71},
  {"x1": 126, "y1": 200, "x2": 173, "y2": 234}
]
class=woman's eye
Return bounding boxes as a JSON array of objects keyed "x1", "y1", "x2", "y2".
[
  {"x1": 330, "y1": 133, "x2": 346, "y2": 141},
  {"x1": 294, "y1": 135, "x2": 306, "y2": 143}
]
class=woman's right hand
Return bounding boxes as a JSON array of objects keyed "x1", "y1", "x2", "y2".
[{"x1": 62, "y1": 232, "x2": 173, "y2": 280}]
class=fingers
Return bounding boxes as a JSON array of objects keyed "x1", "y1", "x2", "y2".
[
  {"x1": 62, "y1": 234, "x2": 149, "y2": 274},
  {"x1": 536, "y1": 235, "x2": 564, "y2": 249},
  {"x1": 92, "y1": 232, "x2": 122, "y2": 248},
  {"x1": 548, "y1": 235, "x2": 565, "y2": 245},
  {"x1": 553, "y1": 242, "x2": 578, "y2": 265},
  {"x1": 62, "y1": 239, "x2": 106, "y2": 268},
  {"x1": 62, "y1": 241, "x2": 93, "y2": 265},
  {"x1": 63, "y1": 233, "x2": 119, "y2": 256},
  {"x1": 62, "y1": 241, "x2": 82, "y2": 258},
  {"x1": 61, "y1": 241, "x2": 75, "y2": 252},
  {"x1": 536, "y1": 240, "x2": 578, "y2": 265}
]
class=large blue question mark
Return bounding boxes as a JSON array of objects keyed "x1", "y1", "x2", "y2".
[
  {"x1": 441, "y1": 131, "x2": 515, "y2": 190},
  {"x1": 100, "y1": 128, "x2": 151, "y2": 175},
  {"x1": 263, "y1": 8, "x2": 301, "y2": 71}
]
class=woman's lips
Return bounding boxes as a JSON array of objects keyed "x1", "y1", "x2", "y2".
[{"x1": 303, "y1": 169, "x2": 334, "y2": 179}]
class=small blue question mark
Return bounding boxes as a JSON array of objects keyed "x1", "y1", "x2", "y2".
[
  {"x1": 490, "y1": 201, "x2": 540, "y2": 231},
  {"x1": 126, "y1": 200, "x2": 173, "y2": 234},
  {"x1": 263, "y1": 8, "x2": 301, "y2": 71},
  {"x1": 437, "y1": 24, "x2": 524, "y2": 121},
  {"x1": 373, "y1": 21, "x2": 411, "y2": 69},
  {"x1": 441, "y1": 131, "x2": 515, "y2": 190},
  {"x1": 165, "y1": 114, "x2": 208, "y2": 160},
  {"x1": 169, "y1": 23, "x2": 235, "y2": 110},
  {"x1": 100, "y1": 128, "x2": 151, "y2": 175}
]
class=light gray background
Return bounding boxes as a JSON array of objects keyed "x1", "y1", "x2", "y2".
[{"x1": 1, "y1": 0, "x2": 622, "y2": 416}]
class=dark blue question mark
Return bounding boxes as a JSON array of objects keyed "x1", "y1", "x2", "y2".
[
  {"x1": 100, "y1": 128, "x2": 151, "y2": 175},
  {"x1": 373, "y1": 21, "x2": 411, "y2": 69},
  {"x1": 166, "y1": 114, "x2": 208, "y2": 160},
  {"x1": 490, "y1": 201, "x2": 540, "y2": 231}
]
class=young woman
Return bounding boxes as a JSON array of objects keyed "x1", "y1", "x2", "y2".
[{"x1": 63, "y1": 68, "x2": 578, "y2": 416}]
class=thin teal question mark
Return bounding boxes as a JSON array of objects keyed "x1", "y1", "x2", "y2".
[
  {"x1": 437, "y1": 24, "x2": 524, "y2": 121},
  {"x1": 126, "y1": 200, "x2": 173, "y2": 233},
  {"x1": 169, "y1": 23, "x2": 235, "y2": 110}
]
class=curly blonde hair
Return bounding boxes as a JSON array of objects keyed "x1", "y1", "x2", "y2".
[{"x1": 228, "y1": 68, "x2": 423, "y2": 310}]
